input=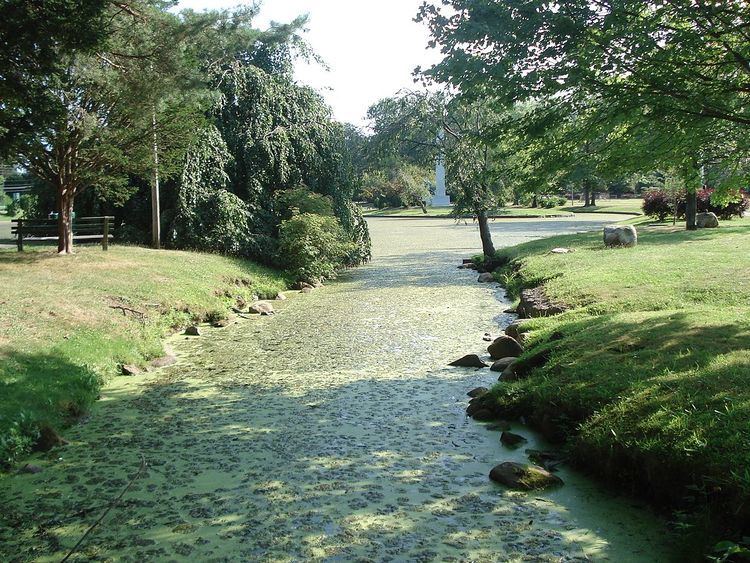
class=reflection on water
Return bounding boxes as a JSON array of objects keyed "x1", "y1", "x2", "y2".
[{"x1": 0, "y1": 217, "x2": 672, "y2": 561}]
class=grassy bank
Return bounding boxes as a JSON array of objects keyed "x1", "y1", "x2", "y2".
[
  {"x1": 0, "y1": 245, "x2": 288, "y2": 467},
  {"x1": 488, "y1": 219, "x2": 750, "y2": 551}
]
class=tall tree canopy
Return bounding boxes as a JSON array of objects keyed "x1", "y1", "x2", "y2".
[{"x1": 417, "y1": 0, "x2": 750, "y2": 229}]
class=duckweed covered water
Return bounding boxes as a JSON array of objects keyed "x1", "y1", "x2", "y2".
[{"x1": 1, "y1": 217, "x2": 674, "y2": 561}]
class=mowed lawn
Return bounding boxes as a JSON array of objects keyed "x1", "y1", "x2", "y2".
[
  {"x1": 488, "y1": 218, "x2": 750, "y2": 541},
  {"x1": 361, "y1": 198, "x2": 643, "y2": 218},
  {"x1": 361, "y1": 206, "x2": 572, "y2": 218},
  {"x1": 560, "y1": 197, "x2": 643, "y2": 215},
  {"x1": 0, "y1": 245, "x2": 288, "y2": 466}
]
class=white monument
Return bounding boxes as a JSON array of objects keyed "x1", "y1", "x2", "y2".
[{"x1": 431, "y1": 131, "x2": 451, "y2": 206}]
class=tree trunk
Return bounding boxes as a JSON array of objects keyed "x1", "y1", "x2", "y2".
[
  {"x1": 590, "y1": 190, "x2": 596, "y2": 206},
  {"x1": 583, "y1": 185, "x2": 591, "y2": 207},
  {"x1": 685, "y1": 189, "x2": 697, "y2": 231},
  {"x1": 58, "y1": 189, "x2": 74, "y2": 254},
  {"x1": 531, "y1": 194, "x2": 538, "y2": 208},
  {"x1": 151, "y1": 108, "x2": 161, "y2": 249},
  {"x1": 477, "y1": 210, "x2": 496, "y2": 259}
]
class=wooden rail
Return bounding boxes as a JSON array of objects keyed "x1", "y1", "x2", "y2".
[{"x1": 11, "y1": 216, "x2": 114, "y2": 251}]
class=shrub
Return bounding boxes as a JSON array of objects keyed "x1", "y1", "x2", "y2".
[
  {"x1": 698, "y1": 188, "x2": 749, "y2": 219},
  {"x1": 277, "y1": 212, "x2": 355, "y2": 282},
  {"x1": 642, "y1": 189, "x2": 677, "y2": 221},
  {"x1": 647, "y1": 187, "x2": 750, "y2": 221},
  {"x1": 6, "y1": 194, "x2": 39, "y2": 218},
  {"x1": 0, "y1": 191, "x2": 11, "y2": 212},
  {"x1": 538, "y1": 194, "x2": 566, "y2": 208},
  {"x1": 275, "y1": 187, "x2": 335, "y2": 220}
]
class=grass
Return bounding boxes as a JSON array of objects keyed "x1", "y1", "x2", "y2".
[
  {"x1": 487, "y1": 217, "x2": 750, "y2": 550},
  {"x1": 560, "y1": 198, "x2": 643, "y2": 215},
  {"x1": 360, "y1": 198, "x2": 643, "y2": 218},
  {"x1": 0, "y1": 244, "x2": 288, "y2": 467},
  {"x1": 360, "y1": 205, "x2": 572, "y2": 218}
]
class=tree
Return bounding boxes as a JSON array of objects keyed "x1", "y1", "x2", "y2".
[
  {"x1": 10, "y1": 3, "x2": 207, "y2": 253},
  {"x1": 0, "y1": 0, "x2": 110, "y2": 155},
  {"x1": 368, "y1": 91, "x2": 519, "y2": 258},
  {"x1": 417, "y1": 0, "x2": 750, "y2": 230},
  {"x1": 359, "y1": 160, "x2": 433, "y2": 210}
]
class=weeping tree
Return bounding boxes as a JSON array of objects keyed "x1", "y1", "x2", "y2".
[
  {"x1": 207, "y1": 56, "x2": 370, "y2": 264},
  {"x1": 169, "y1": 40, "x2": 371, "y2": 269},
  {"x1": 171, "y1": 125, "x2": 250, "y2": 254}
]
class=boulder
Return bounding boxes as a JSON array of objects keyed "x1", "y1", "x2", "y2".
[
  {"x1": 150, "y1": 355, "x2": 177, "y2": 368},
  {"x1": 482, "y1": 332, "x2": 493, "y2": 342},
  {"x1": 550, "y1": 247, "x2": 573, "y2": 254},
  {"x1": 487, "y1": 335, "x2": 523, "y2": 360},
  {"x1": 465, "y1": 399, "x2": 485, "y2": 417},
  {"x1": 275, "y1": 293, "x2": 287, "y2": 301},
  {"x1": 486, "y1": 421, "x2": 512, "y2": 432},
  {"x1": 449, "y1": 354, "x2": 488, "y2": 368},
  {"x1": 517, "y1": 287, "x2": 565, "y2": 318},
  {"x1": 490, "y1": 357, "x2": 518, "y2": 372},
  {"x1": 467, "y1": 387, "x2": 489, "y2": 398},
  {"x1": 472, "y1": 409, "x2": 495, "y2": 422},
  {"x1": 499, "y1": 364, "x2": 518, "y2": 381},
  {"x1": 212, "y1": 319, "x2": 230, "y2": 328},
  {"x1": 33, "y1": 425, "x2": 66, "y2": 452},
  {"x1": 526, "y1": 449, "x2": 565, "y2": 471},
  {"x1": 489, "y1": 462, "x2": 563, "y2": 491},
  {"x1": 696, "y1": 212, "x2": 719, "y2": 228},
  {"x1": 300, "y1": 287, "x2": 313, "y2": 294},
  {"x1": 477, "y1": 272, "x2": 495, "y2": 283},
  {"x1": 504, "y1": 319, "x2": 531, "y2": 340},
  {"x1": 500, "y1": 431, "x2": 527, "y2": 447},
  {"x1": 120, "y1": 364, "x2": 142, "y2": 376},
  {"x1": 603, "y1": 225, "x2": 637, "y2": 248},
  {"x1": 295, "y1": 281, "x2": 314, "y2": 290},
  {"x1": 19, "y1": 464, "x2": 43, "y2": 475},
  {"x1": 184, "y1": 326, "x2": 201, "y2": 336},
  {"x1": 249, "y1": 302, "x2": 275, "y2": 315}
]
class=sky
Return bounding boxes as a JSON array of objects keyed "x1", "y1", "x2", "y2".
[{"x1": 176, "y1": 0, "x2": 442, "y2": 127}]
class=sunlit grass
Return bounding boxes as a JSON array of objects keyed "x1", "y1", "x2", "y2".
[
  {"x1": 0, "y1": 244, "x2": 288, "y2": 466},
  {"x1": 489, "y1": 218, "x2": 750, "y2": 539}
]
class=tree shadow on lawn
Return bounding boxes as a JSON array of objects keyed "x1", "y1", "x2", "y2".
[
  {"x1": 0, "y1": 350, "x2": 101, "y2": 467},
  {"x1": 0, "y1": 351, "x2": 671, "y2": 561},
  {"x1": 529, "y1": 309, "x2": 750, "y2": 405},
  {"x1": 529, "y1": 310, "x2": 750, "y2": 530}
]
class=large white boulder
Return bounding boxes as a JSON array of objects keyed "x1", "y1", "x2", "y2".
[
  {"x1": 696, "y1": 212, "x2": 719, "y2": 228},
  {"x1": 603, "y1": 225, "x2": 637, "y2": 248}
]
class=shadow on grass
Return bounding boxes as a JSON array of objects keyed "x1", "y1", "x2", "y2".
[
  {"x1": 493, "y1": 309, "x2": 750, "y2": 538},
  {"x1": 0, "y1": 350, "x2": 101, "y2": 467}
]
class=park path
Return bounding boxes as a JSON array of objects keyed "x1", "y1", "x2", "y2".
[{"x1": 0, "y1": 217, "x2": 672, "y2": 562}]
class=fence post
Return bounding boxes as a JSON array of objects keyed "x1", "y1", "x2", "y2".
[
  {"x1": 102, "y1": 217, "x2": 110, "y2": 251},
  {"x1": 16, "y1": 220, "x2": 23, "y2": 252}
]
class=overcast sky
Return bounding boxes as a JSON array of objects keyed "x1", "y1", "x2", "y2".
[{"x1": 176, "y1": 0, "x2": 441, "y2": 127}]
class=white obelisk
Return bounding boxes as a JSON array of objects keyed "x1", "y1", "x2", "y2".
[{"x1": 431, "y1": 130, "x2": 451, "y2": 206}]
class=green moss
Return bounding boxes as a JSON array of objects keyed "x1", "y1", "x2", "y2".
[{"x1": 0, "y1": 245, "x2": 289, "y2": 467}]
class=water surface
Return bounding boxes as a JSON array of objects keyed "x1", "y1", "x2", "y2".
[{"x1": 0, "y1": 216, "x2": 673, "y2": 561}]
